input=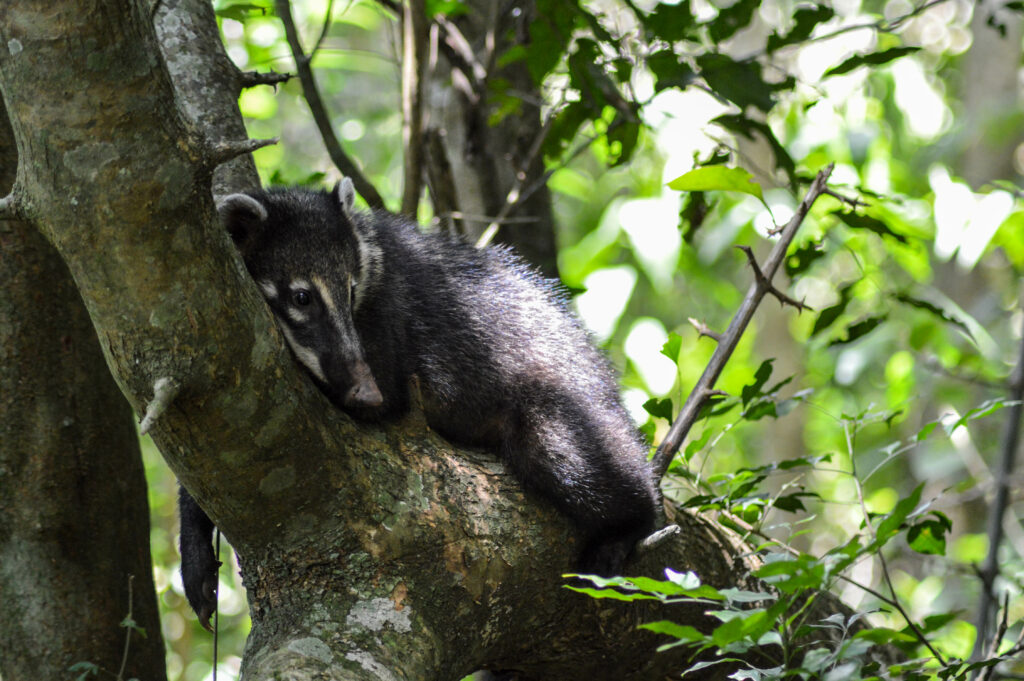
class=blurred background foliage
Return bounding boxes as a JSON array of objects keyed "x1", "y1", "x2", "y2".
[{"x1": 147, "y1": 0, "x2": 1024, "y2": 677}]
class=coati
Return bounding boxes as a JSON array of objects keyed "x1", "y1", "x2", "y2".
[{"x1": 179, "y1": 179, "x2": 660, "y2": 625}]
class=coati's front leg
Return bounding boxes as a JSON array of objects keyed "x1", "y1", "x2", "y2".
[{"x1": 178, "y1": 486, "x2": 220, "y2": 630}]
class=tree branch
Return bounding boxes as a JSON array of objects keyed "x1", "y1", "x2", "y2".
[
  {"x1": 973, "y1": 286, "x2": 1024, "y2": 661},
  {"x1": 0, "y1": 192, "x2": 23, "y2": 221},
  {"x1": 274, "y1": 0, "x2": 386, "y2": 209},
  {"x1": 651, "y1": 164, "x2": 834, "y2": 479},
  {"x1": 207, "y1": 137, "x2": 279, "y2": 169},
  {"x1": 400, "y1": 0, "x2": 429, "y2": 216},
  {"x1": 238, "y1": 69, "x2": 292, "y2": 89}
]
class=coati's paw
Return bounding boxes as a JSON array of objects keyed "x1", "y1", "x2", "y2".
[{"x1": 182, "y1": 544, "x2": 221, "y2": 631}]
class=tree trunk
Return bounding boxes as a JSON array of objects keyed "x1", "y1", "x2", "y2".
[
  {"x1": 0, "y1": 103, "x2": 166, "y2": 680},
  {"x1": 423, "y1": 0, "x2": 560, "y2": 278}
]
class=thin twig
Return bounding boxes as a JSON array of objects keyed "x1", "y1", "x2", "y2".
[
  {"x1": 116, "y1": 575, "x2": 135, "y2": 681},
  {"x1": 400, "y1": 0, "x2": 428, "y2": 216},
  {"x1": 475, "y1": 113, "x2": 555, "y2": 248},
  {"x1": 310, "y1": 0, "x2": 337, "y2": 59},
  {"x1": 735, "y1": 245, "x2": 811, "y2": 312},
  {"x1": 139, "y1": 377, "x2": 180, "y2": 435},
  {"x1": 822, "y1": 187, "x2": 870, "y2": 210},
  {"x1": 973, "y1": 286, "x2": 1024, "y2": 663},
  {"x1": 651, "y1": 165, "x2": 834, "y2": 479},
  {"x1": 845, "y1": 421, "x2": 948, "y2": 666},
  {"x1": 688, "y1": 318, "x2": 722, "y2": 342},
  {"x1": 275, "y1": 0, "x2": 386, "y2": 209},
  {"x1": 238, "y1": 69, "x2": 292, "y2": 89},
  {"x1": 0, "y1": 191, "x2": 23, "y2": 221},
  {"x1": 757, "y1": 0, "x2": 953, "y2": 57},
  {"x1": 207, "y1": 137, "x2": 279, "y2": 168}
]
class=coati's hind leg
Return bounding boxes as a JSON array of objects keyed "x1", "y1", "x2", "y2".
[{"x1": 501, "y1": 398, "x2": 658, "y2": 576}]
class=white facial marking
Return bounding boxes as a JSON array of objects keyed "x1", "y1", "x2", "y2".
[
  {"x1": 286, "y1": 306, "x2": 308, "y2": 324},
  {"x1": 258, "y1": 280, "x2": 278, "y2": 299},
  {"x1": 279, "y1": 326, "x2": 327, "y2": 383},
  {"x1": 312, "y1": 276, "x2": 336, "y2": 314},
  {"x1": 289, "y1": 278, "x2": 310, "y2": 293}
]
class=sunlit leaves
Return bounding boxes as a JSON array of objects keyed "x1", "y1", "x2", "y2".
[
  {"x1": 696, "y1": 54, "x2": 777, "y2": 113},
  {"x1": 667, "y1": 166, "x2": 763, "y2": 201},
  {"x1": 824, "y1": 46, "x2": 921, "y2": 77},
  {"x1": 830, "y1": 210, "x2": 909, "y2": 244},
  {"x1": 766, "y1": 5, "x2": 835, "y2": 53}
]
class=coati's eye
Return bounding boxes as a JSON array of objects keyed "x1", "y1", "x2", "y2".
[{"x1": 293, "y1": 289, "x2": 312, "y2": 306}]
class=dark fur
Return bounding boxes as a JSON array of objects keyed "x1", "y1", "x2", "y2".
[{"x1": 179, "y1": 183, "x2": 659, "y2": 624}]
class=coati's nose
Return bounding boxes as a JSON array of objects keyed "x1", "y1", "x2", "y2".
[{"x1": 344, "y1": 362, "x2": 383, "y2": 409}]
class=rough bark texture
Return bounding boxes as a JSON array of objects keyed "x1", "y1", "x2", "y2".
[
  {"x1": 153, "y1": 0, "x2": 262, "y2": 197},
  {"x1": 0, "y1": 103, "x2": 166, "y2": 679},
  {"x1": 0, "y1": 2, "x2": 856, "y2": 680},
  {"x1": 425, "y1": 0, "x2": 560, "y2": 278}
]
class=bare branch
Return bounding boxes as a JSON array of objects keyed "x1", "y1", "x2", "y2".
[
  {"x1": 400, "y1": 0, "x2": 429, "y2": 216},
  {"x1": 423, "y1": 127, "x2": 462, "y2": 233},
  {"x1": 823, "y1": 187, "x2": 870, "y2": 210},
  {"x1": 475, "y1": 113, "x2": 554, "y2": 248},
  {"x1": 651, "y1": 164, "x2": 834, "y2": 479},
  {"x1": 238, "y1": 69, "x2": 292, "y2": 89},
  {"x1": 310, "y1": 0, "x2": 336, "y2": 59},
  {"x1": 973, "y1": 291, "x2": 1024, "y2": 661},
  {"x1": 207, "y1": 137, "x2": 278, "y2": 168},
  {"x1": 636, "y1": 524, "x2": 681, "y2": 554},
  {"x1": 275, "y1": 0, "x2": 386, "y2": 210},
  {"x1": 139, "y1": 377, "x2": 180, "y2": 436},
  {"x1": 0, "y1": 192, "x2": 24, "y2": 221},
  {"x1": 735, "y1": 245, "x2": 812, "y2": 312},
  {"x1": 687, "y1": 317, "x2": 722, "y2": 343}
]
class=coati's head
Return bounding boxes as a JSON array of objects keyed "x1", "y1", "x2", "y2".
[{"x1": 218, "y1": 179, "x2": 384, "y2": 411}]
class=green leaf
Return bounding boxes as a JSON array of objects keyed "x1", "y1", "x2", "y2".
[
  {"x1": 828, "y1": 315, "x2": 887, "y2": 347},
  {"x1": 786, "y1": 239, "x2": 826, "y2": 278},
  {"x1": 830, "y1": 210, "x2": 909, "y2": 243},
  {"x1": 712, "y1": 114, "x2": 797, "y2": 185},
  {"x1": 766, "y1": 5, "x2": 835, "y2": 52},
  {"x1": 907, "y1": 512, "x2": 952, "y2": 555},
  {"x1": 643, "y1": 397, "x2": 674, "y2": 422},
  {"x1": 215, "y1": 2, "x2": 268, "y2": 21},
  {"x1": 741, "y1": 359, "x2": 774, "y2": 407},
  {"x1": 668, "y1": 166, "x2": 763, "y2": 201},
  {"x1": 642, "y1": 1, "x2": 695, "y2": 42},
  {"x1": 697, "y1": 55, "x2": 776, "y2": 113},
  {"x1": 563, "y1": 585, "x2": 657, "y2": 601},
  {"x1": 824, "y1": 46, "x2": 921, "y2": 77},
  {"x1": 873, "y1": 484, "x2": 923, "y2": 547},
  {"x1": 647, "y1": 50, "x2": 697, "y2": 93},
  {"x1": 639, "y1": 620, "x2": 705, "y2": 641},
  {"x1": 661, "y1": 332, "x2": 684, "y2": 364},
  {"x1": 893, "y1": 293, "x2": 971, "y2": 336},
  {"x1": 811, "y1": 283, "x2": 854, "y2": 337},
  {"x1": 744, "y1": 400, "x2": 778, "y2": 421},
  {"x1": 708, "y1": 0, "x2": 760, "y2": 43}
]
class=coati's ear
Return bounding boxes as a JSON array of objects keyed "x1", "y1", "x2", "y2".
[
  {"x1": 333, "y1": 178, "x2": 356, "y2": 219},
  {"x1": 217, "y1": 194, "x2": 268, "y2": 246}
]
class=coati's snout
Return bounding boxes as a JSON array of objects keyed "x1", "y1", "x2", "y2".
[{"x1": 339, "y1": 360, "x2": 383, "y2": 409}]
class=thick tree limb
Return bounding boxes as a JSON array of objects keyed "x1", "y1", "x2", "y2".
[
  {"x1": 275, "y1": 0, "x2": 386, "y2": 209},
  {"x1": 651, "y1": 164, "x2": 834, "y2": 479}
]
